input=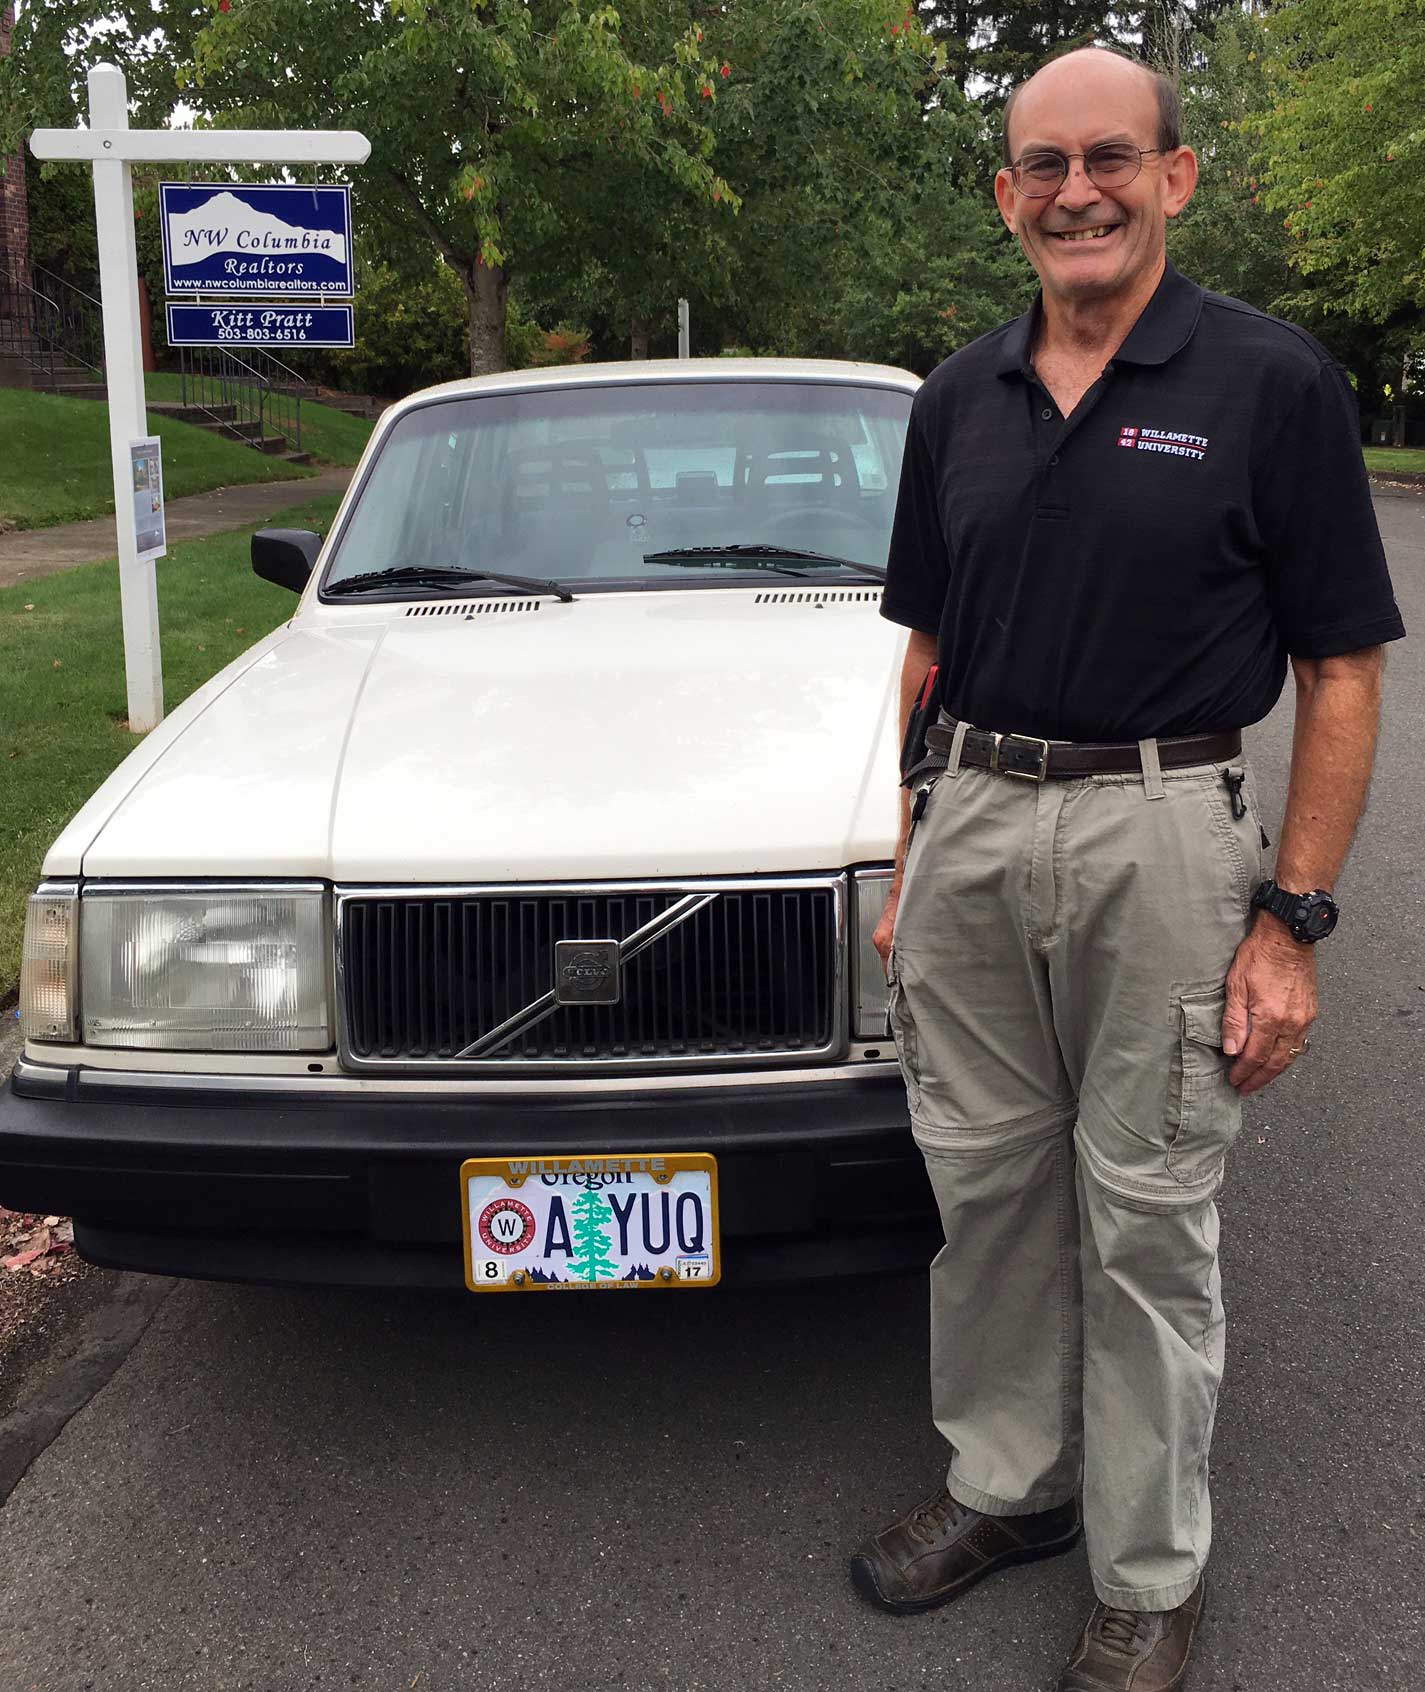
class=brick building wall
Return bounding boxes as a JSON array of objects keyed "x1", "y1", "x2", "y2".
[{"x1": 0, "y1": 4, "x2": 30, "y2": 285}]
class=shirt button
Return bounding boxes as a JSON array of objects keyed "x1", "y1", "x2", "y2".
[{"x1": 1041, "y1": 407, "x2": 1054, "y2": 421}]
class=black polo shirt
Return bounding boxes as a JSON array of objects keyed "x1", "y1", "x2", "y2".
[{"x1": 880, "y1": 262, "x2": 1406, "y2": 742}]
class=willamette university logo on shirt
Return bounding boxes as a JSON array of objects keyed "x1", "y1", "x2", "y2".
[{"x1": 1116, "y1": 424, "x2": 1208, "y2": 462}]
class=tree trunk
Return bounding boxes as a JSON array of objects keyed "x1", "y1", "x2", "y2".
[
  {"x1": 1394, "y1": 355, "x2": 1409, "y2": 448},
  {"x1": 630, "y1": 315, "x2": 650, "y2": 360},
  {"x1": 465, "y1": 260, "x2": 509, "y2": 376}
]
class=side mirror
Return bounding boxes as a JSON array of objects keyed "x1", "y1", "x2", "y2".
[{"x1": 252, "y1": 528, "x2": 323, "y2": 594}]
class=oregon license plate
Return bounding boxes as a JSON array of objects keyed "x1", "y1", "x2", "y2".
[{"x1": 460, "y1": 1153, "x2": 720, "y2": 1292}]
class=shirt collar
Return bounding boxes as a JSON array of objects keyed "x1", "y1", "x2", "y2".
[{"x1": 994, "y1": 261, "x2": 1205, "y2": 379}]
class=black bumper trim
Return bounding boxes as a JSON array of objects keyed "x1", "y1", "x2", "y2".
[
  {"x1": 75, "y1": 1219, "x2": 944, "y2": 1289},
  {"x1": 0, "y1": 1065, "x2": 934, "y2": 1286}
]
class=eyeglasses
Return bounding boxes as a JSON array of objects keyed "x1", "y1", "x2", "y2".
[{"x1": 1010, "y1": 145, "x2": 1163, "y2": 197}]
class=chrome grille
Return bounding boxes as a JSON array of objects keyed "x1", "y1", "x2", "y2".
[{"x1": 336, "y1": 878, "x2": 844, "y2": 1071}]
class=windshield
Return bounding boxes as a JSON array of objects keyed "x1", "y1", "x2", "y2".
[{"x1": 322, "y1": 380, "x2": 912, "y2": 593}]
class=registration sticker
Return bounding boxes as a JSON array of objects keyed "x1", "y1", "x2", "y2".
[{"x1": 460, "y1": 1153, "x2": 720, "y2": 1292}]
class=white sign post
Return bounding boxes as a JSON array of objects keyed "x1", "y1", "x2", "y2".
[{"x1": 30, "y1": 64, "x2": 369, "y2": 732}]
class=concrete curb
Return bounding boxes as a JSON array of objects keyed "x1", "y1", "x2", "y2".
[{"x1": 0, "y1": 1272, "x2": 174, "y2": 1506}]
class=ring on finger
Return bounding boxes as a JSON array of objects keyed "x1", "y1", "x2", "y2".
[{"x1": 1288, "y1": 1036, "x2": 1311, "y2": 1057}]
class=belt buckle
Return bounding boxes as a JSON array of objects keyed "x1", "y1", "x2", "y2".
[{"x1": 991, "y1": 732, "x2": 1051, "y2": 782}]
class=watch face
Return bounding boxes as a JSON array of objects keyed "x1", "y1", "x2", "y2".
[{"x1": 1296, "y1": 893, "x2": 1339, "y2": 941}]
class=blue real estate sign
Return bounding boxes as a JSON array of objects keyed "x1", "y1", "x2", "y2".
[
  {"x1": 166, "y1": 303, "x2": 355, "y2": 348},
  {"x1": 159, "y1": 183, "x2": 353, "y2": 297}
]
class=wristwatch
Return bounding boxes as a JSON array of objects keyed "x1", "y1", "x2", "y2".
[{"x1": 1250, "y1": 880, "x2": 1339, "y2": 944}]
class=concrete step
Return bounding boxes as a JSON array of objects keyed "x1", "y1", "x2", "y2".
[
  {"x1": 147, "y1": 400, "x2": 240, "y2": 424},
  {"x1": 44, "y1": 382, "x2": 107, "y2": 401},
  {"x1": 316, "y1": 391, "x2": 383, "y2": 419},
  {"x1": 255, "y1": 433, "x2": 290, "y2": 456},
  {"x1": 194, "y1": 416, "x2": 266, "y2": 441},
  {"x1": 278, "y1": 450, "x2": 313, "y2": 467}
]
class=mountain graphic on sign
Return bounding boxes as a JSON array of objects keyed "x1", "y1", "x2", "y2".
[{"x1": 166, "y1": 191, "x2": 348, "y2": 268}]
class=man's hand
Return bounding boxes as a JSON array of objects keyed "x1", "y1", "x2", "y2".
[
  {"x1": 873, "y1": 886, "x2": 901, "y2": 975},
  {"x1": 1221, "y1": 916, "x2": 1318, "y2": 1096}
]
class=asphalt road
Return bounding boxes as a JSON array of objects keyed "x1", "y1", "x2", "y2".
[{"x1": 0, "y1": 492, "x2": 1421, "y2": 1692}]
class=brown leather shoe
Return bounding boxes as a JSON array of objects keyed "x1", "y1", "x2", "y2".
[
  {"x1": 849, "y1": 1488, "x2": 1081, "y2": 1614},
  {"x1": 1057, "y1": 1578, "x2": 1206, "y2": 1691}
]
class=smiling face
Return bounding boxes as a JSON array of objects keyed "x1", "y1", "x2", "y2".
[{"x1": 994, "y1": 51, "x2": 1198, "y2": 311}]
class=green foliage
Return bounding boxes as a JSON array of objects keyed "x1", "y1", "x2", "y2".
[
  {"x1": 3, "y1": 0, "x2": 1416, "y2": 388},
  {"x1": 1168, "y1": 10, "x2": 1295, "y2": 316},
  {"x1": 309, "y1": 260, "x2": 469, "y2": 398},
  {"x1": 1254, "y1": 0, "x2": 1425, "y2": 323},
  {"x1": 836, "y1": 196, "x2": 1032, "y2": 375}
]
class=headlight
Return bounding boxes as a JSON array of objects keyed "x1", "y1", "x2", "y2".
[
  {"x1": 80, "y1": 884, "x2": 330, "y2": 1051},
  {"x1": 852, "y1": 868, "x2": 894, "y2": 1039},
  {"x1": 19, "y1": 883, "x2": 79, "y2": 1043}
]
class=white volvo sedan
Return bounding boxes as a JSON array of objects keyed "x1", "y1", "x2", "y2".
[{"x1": 4, "y1": 358, "x2": 940, "y2": 1291}]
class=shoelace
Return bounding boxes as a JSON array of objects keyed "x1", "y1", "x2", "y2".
[
  {"x1": 906, "y1": 1491, "x2": 970, "y2": 1545},
  {"x1": 1092, "y1": 1606, "x2": 1150, "y2": 1655}
]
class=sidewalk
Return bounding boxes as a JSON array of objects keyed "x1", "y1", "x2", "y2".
[{"x1": 0, "y1": 466, "x2": 354, "y2": 589}]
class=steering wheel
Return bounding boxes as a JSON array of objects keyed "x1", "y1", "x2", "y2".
[{"x1": 757, "y1": 503, "x2": 881, "y2": 540}]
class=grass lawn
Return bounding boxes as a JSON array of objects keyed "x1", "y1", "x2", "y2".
[
  {"x1": 0, "y1": 493, "x2": 343, "y2": 998},
  {"x1": 0, "y1": 376, "x2": 373, "y2": 533},
  {"x1": 144, "y1": 373, "x2": 374, "y2": 468},
  {"x1": 0, "y1": 386, "x2": 314, "y2": 533},
  {"x1": 1362, "y1": 445, "x2": 1425, "y2": 476}
]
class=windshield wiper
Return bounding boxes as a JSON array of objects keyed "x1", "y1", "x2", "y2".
[
  {"x1": 641, "y1": 544, "x2": 886, "y2": 583},
  {"x1": 325, "y1": 564, "x2": 576, "y2": 602}
]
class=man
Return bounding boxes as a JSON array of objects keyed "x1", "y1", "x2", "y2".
[{"x1": 850, "y1": 45, "x2": 1404, "y2": 1692}]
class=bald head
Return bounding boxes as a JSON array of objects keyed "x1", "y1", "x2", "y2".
[{"x1": 1002, "y1": 48, "x2": 1181, "y2": 166}]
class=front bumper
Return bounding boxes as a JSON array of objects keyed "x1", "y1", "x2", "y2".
[{"x1": 0, "y1": 1059, "x2": 937, "y2": 1288}]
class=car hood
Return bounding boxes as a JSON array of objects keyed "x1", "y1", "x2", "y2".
[{"x1": 62, "y1": 588, "x2": 907, "y2": 881}]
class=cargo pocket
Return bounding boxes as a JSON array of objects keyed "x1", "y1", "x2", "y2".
[
  {"x1": 1166, "y1": 987, "x2": 1242, "y2": 1188},
  {"x1": 884, "y1": 945, "x2": 922, "y2": 1118}
]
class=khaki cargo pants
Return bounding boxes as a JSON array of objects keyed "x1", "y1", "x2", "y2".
[{"x1": 886, "y1": 722, "x2": 1267, "y2": 1611}]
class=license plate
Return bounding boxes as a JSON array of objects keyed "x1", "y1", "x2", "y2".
[{"x1": 460, "y1": 1153, "x2": 720, "y2": 1292}]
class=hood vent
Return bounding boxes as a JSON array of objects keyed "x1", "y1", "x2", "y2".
[
  {"x1": 753, "y1": 588, "x2": 882, "y2": 607},
  {"x1": 405, "y1": 599, "x2": 545, "y2": 618}
]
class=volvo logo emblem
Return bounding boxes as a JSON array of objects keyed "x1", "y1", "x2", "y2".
[{"x1": 553, "y1": 939, "x2": 621, "y2": 1005}]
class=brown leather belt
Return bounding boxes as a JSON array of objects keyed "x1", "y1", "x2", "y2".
[{"x1": 923, "y1": 718, "x2": 1242, "y2": 783}]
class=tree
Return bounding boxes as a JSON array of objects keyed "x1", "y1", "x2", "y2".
[
  {"x1": 0, "y1": 0, "x2": 733, "y2": 374},
  {"x1": 1167, "y1": 8, "x2": 1295, "y2": 318},
  {"x1": 654, "y1": 1, "x2": 1005, "y2": 361},
  {"x1": 1254, "y1": 0, "x2": 1425, "y2": 325},
  {"x1": 568, "y1": 1188, "x2": 618, "y2": 1283}
]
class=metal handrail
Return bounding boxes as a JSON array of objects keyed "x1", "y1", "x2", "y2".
[
  {"x1": 0, "y1": 263, "x2": 105, "y2": 389},
  {"x1": 177, "y1": 344, "x2": 304, "y2": 457},
  {"x1": 239, "y1": 345, "x2": 306, "y2": 450}
]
